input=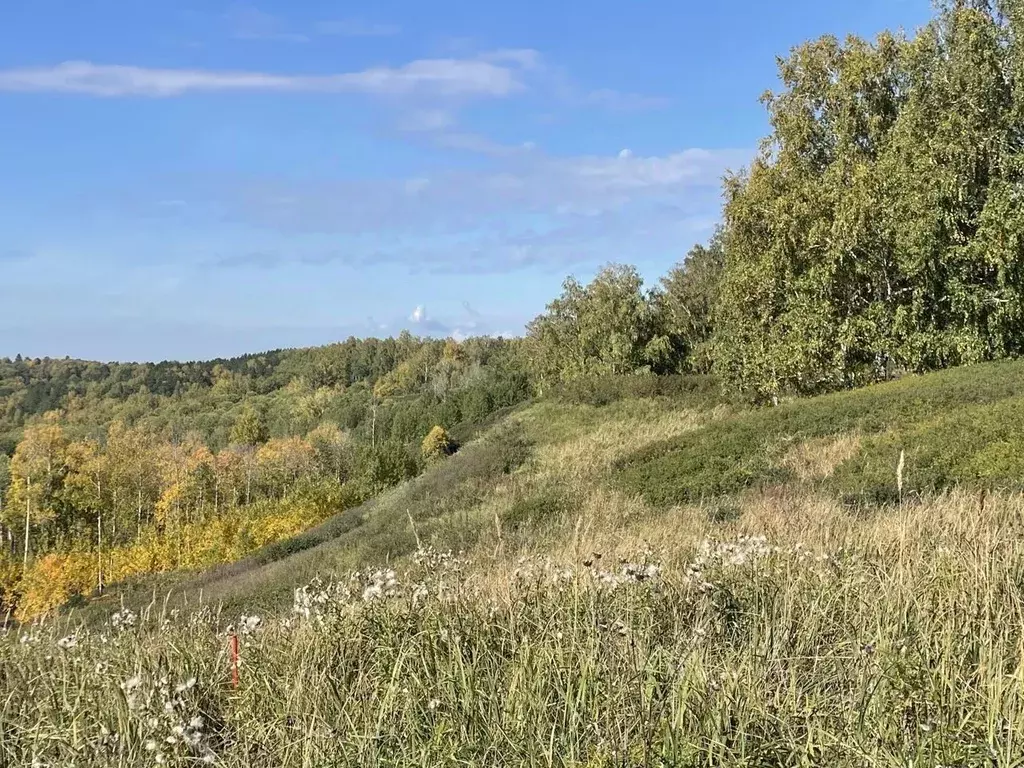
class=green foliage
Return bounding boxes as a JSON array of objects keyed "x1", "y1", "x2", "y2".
[
  {"x1": 0, "y1": 453, "x2": 9, "y2": 503},
  {"x1": 524, "y1": 264, "x2": 669, "y2": 391},
  {"x1": 617, "y1": 359, "x2": 1024, "y2": 505},
  {"x1": 0, "y1": 334, "x2": 533, "y2": 618},
  {"x1": 0, "y1": 335, "x2": 529, "y2": 453},
  {"x1": 352, "y1": 440, "x2": 420, "y2": 497},
  {"x1": 657, "y1": 229, "x2": 726, "y2": 373},
  {"x1": 229, "y1": 403, "x2": 269, "y2": 447},
  {"x1": 552, "y1": 373, "x2": 725, "y2": 408},
  {"x1": 714, "y1": 4, "x2": 1024, "y2": 400},
  {"x1": 502, "y1": 486, "x2": 571, "y2": 533},
  {"x1": 152, "y1": 419, "x2": 535, "y2": 617},
  {"x1": 832, "y1": 395, "x2": 1024, "y2": 503}
]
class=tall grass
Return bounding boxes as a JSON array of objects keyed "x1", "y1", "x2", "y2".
[
  {"x1": 5, "y1": 490, "x2": 1024, "y2": 766},
  {"x1": 13, "y1": 372, "x2": 1024, "y2": 765}
]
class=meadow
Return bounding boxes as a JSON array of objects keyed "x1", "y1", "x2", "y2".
[
  {"x1": 4, "y1": 492, "x2": 1024, "y2": 767},
  {"x1": 7, "y1": 362, "x2": 1024, "y2": 765}
]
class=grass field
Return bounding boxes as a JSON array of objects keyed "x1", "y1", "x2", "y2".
[{"x1": 8, "y1": 362, "x2": 1024, "y2": 765}]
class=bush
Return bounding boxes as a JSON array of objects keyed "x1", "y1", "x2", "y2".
[
  {"x1": 502, "y1": 487, "x2": 571, "y2": 533},
  {"x1": 831, "y1": 395, "x2": 1024, "y2": 504},
  {"x1": 553, "y1": 374, "x2": 724, "y2": 408},
  {"x1": 421, "y1": 425, "x2": 455, "y2": 462}
]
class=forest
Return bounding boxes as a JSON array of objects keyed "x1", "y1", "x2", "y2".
[{"x1": 4, "y1": 0, "x2": 1024, "y2": 619}]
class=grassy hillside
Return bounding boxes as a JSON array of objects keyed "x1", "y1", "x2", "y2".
[
  {"x1": 617, "y1": 359, "x2": 1024, "y2": 507},
  {"x1": 81, "y1": 359, "x2": 1024, "y2": 620},
  {"x1": 82, "y1": 378, "x2": 718, "y2": 618},
  {"x1": 9, "y1": 361, "x2": 1024, "y2": 765}
]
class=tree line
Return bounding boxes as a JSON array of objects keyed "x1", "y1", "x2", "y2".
[
  {"x1": 0, "y1": 336, "x2": 529, "y2": 617},
  {"x1": 527, "y1": 1, "x2": 1024, "y2": 401}
]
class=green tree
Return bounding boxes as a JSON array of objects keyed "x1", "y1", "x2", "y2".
[
  {"x1": 714, "y1": 3, "x2": 1024, "y2": 401},
  {"x1": 6, "y1": 413, "x2": 68, "y2": 567},
  {"x1": 62, "y1": 438, "x2": 108, "y2": 592},
  {"x1": 525, "y1": 264, "x2": 667, "y2": 391},
  {"x1": 0, "y1": 453, "x2": 10, "y2": 556},
  {"x1": 230, "y1": 403, "x2": 270, "y2": 447},
  {"x1": 657, "y1": 229, "x2": 726, "y2": 373},
  {"x1": 307, "y1": 423, "x2": 354, "y2": 484}
]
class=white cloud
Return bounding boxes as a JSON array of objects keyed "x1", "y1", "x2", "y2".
[
  {"x1": 429, "y1": 131, "x2": 532, "y2": 156},
  {"x1": 409, "y1": 305, "x2": 427, "y2": 323},
  {"x1": 0, "y1": 57, "x2": 531, "y2": 98},
  {"x1": 397, "y1": 109, "x2": 457, "y2": 132},
  {"x1": 225, "y1": 5, "x2": 398, "y2": 41},
  {"x1": 479, "y1": 49, "x2": 544, "y2": 69}
]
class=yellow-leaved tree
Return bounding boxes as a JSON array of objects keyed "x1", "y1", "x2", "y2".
[{"x1": 6, "y1": 412, "x2": 68, "y2": 569}]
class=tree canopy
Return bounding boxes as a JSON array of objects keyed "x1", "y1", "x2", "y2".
[
  {"x1": 524, "y1": 264, "x2": 669, "y2": 390},
  {"x1": 713, "y1": 1, "x2": 1024, "y2": 400}
]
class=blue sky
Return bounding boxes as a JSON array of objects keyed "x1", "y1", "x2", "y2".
[{"x1": 0, "y1": 0, "x2": 931, "y2": 362}]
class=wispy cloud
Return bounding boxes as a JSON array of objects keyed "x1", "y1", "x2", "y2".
[
  {"x1": 197, "y1": 147, "x2": 747, "y2": 273},
  {"x1": 0, "y1": 249, "x2": 32, "y2": 263},
  {"x1": 396, "y1": 109, "x2": 458, "y2": 132},
  {"x1": 226, "y1": 4, "x2": 309, "y2": 42},
  {"x1": 478, "y1": 49, "x2": 544, "y2": 69},
  {"x1": 315, "y1": 20, "x2": 400, "y2": 37},
  {"x1": 225, "y1": 5, "x2": 398, "y2": 42},
  {"x1": 226, "y1": 148, "x2": 745, "y2": 226},
  {"x1": 400, "y1": 303, "x2": 500, "y2": 338},
  {"x1": 0, "y1": 57, "x2": 532, "y2": 98},
  {"x1": 393, "y1": 106, "x2": 537, "y2": 157},
  {"x1": 213, "y1": 251, "x2": 286, "y2": 269},
  {"x1": 541, "y1": 65, "x2": 668, "y2": 113}
]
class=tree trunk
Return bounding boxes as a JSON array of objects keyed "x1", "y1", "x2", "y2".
[
  {"x1": 22, "y1": 476, "x2": 31, "y2": 571},
  {"x1": 97, "y1": 511, "x2": 103, "y2": 595}
]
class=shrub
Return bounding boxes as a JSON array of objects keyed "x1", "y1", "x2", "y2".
[
  {"x1": 421, "y1": 425, "x2": 455, "y2": 462},
  {"x1": 553, "y1": 373, "x2": 724, "y2": 408},
  {"x1": 502, "y1": 487, "x2": 571, "y2": 533}
]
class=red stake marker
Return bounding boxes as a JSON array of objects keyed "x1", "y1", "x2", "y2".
[{"x1": 229, "y1": 633, "x2": 240, "y2": 688}]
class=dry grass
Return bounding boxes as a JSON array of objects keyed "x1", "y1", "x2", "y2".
[
  {"x1": 780, "y1": 432, "x2": 863, "y2": 482},
  {"x1": 7, "y1": 488, "x2": 1024, "y2": 766}
]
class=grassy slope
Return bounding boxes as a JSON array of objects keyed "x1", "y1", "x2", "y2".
[
  {"x1": 21, "y1": 361, "x2": 1024, "y2": 766},
  {"x1": 81, "y1": 358, "x2": 1024, "y2": 621},
  {"x1": 81, "y1": 388, "x2": 715, "y2": 620},
  {"x1": 616, "y1": 359, "x2": 1024, "y2": 506}
]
